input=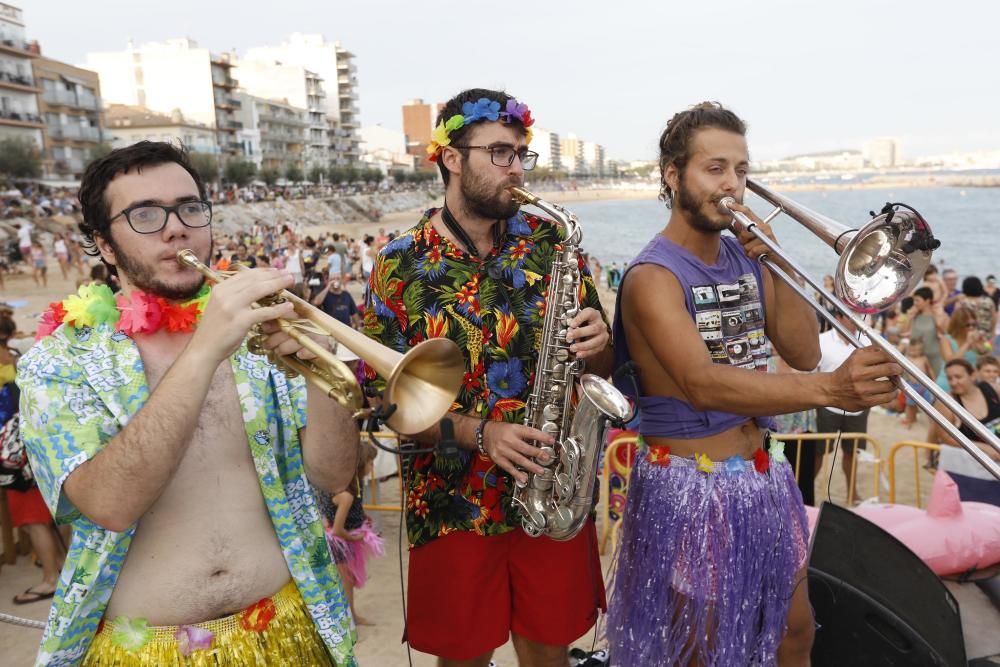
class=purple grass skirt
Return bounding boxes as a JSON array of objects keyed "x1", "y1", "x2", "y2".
[{"x1": 605, "y1": 452, "x2": 809, "y2": 666}]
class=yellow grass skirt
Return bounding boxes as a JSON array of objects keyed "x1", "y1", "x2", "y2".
[{"x1": 83, "y1": 580, "x2": 334, "y2": 666}]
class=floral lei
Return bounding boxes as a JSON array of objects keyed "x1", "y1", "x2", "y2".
[
  {"x1": 427, "y1": 97, "x2": 535, "y2": 162},
  {"x1": 36, "y1": 283, "x2": 211, "y2": 340}
]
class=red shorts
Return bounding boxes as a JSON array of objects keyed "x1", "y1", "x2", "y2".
[
  {"x1": 5, "y1": 485, "x2": 52, "y2": 527},
  {"x1": 405, "y1": 521, "x2": 606, "y2": 660}
]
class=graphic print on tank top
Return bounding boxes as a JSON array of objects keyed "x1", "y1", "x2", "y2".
[{"x1": 692, "y1": 273, "x2": 767, "y2": 371}]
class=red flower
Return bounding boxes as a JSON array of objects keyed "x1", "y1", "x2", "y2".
[
  {"x1": 646, "y1": 445, "x2": 672, "y2": 467},
  {"x1": 408, "y1": 332, "x2": 425, "y2": 346},
  {"x1": 50, "y1": 301, "x2": 67, "y2": 322},
  {"x1": 463, "y1": 361, "x2": 485, "y2": 391},
  {"x1": 753, "y1": 448, "x2": 770, "y2": 474},
  {"x1": 161, "y1": 301, "x2": 200, "y2": 333},
  {"x1": 240, "y1": 597, "x2": 277, "y2": 633},
  {"x1": 521, "y1": 109, "x2": 534, "y2": 127}
]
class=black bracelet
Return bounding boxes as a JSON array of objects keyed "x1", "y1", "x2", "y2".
[{"x1": 475, "y1": 418, "x2": 489, "y2": 457}]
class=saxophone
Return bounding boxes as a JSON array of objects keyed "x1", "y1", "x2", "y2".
[{"x1": 508, "y1": 187, "x2": 634, "y2": 541}]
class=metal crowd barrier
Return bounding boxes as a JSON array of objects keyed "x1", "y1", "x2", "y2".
[{"x1": 886, "y1": 440, "x2": 942, "y2": 508}]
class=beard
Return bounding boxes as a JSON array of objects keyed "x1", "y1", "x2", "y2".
[
  {"x1": 108, "y1": 237, "x2": 211, "y2": 301},
  {"x1": 675, "y1": 177, "x2": 733, "y2": 233},
  {"x1": 460, "y1": 168, "x2": 521, "y2": 220}
]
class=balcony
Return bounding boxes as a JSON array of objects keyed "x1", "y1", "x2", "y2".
[
  {"x1": 0, "y1": 70, "x2": 39, "y2": 92},
  {"x1": 214, "y1": 97, "x2": 240, "y2": 110},
  {"x1": 0, "y1": 109, "x2": 43, "y2": 127},
  {"x1": 51, "y1": 157, "x2": 86, "y2": 174},
  {"x1": 0, "y1": 38, "x2": 37, "y2": 58},
  {"x1": 212, "y1": 76, "x2": 238, "y2": 89},
  {"x1": 48, "y1": 124, "x2": 102, "y2": 142},
  {"x1": 42, "y1": 88, "x2": 98, "y2": 109}
]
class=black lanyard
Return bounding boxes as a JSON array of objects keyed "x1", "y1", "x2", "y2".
[{"x1": 441, "y1": 202, "x2": 502, "y2": 259}]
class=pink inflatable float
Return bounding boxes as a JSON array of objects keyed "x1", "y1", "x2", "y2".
[{"x1": 805, "y1": 472, "x2": 1000, "y2": 577}]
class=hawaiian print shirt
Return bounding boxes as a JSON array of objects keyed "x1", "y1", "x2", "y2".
[
  {"x1": 17, "y1": 323, "x2": 357, "y2": 666},
  {"x1": 363, "y1": 208, "x2": 606, "y2": 548}
]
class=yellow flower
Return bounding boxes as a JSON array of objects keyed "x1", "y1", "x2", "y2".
[
  {"x1": 525, "y1": 127, "x2": 533, "y2": 145},
  {"x1": 430, "y1": 121, "x2": 450, "y2": 149},
  {"x1": 695, "y1": 453, "x2": 716, "y2": 474}
]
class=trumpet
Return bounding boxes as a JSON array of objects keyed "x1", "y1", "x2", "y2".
[{"x1": 177, "y1": 250, "x2": 465, "y2": 435}]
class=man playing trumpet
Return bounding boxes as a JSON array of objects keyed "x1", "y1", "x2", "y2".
[{"x1": 18, "y1": 142, "x2": 359, "y2": 666}]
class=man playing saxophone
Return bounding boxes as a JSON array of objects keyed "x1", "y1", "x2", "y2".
[
  {"x1": 605, "y1": 102, "x2": 903, "y2": 666},
  {"x1": 363, "y1": 88, "x2": 612, "y2": 666},
  {"x1": 17, "y1": 142, "x2": 359, "y2": 666}
]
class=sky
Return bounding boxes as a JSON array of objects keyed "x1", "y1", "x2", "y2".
[{"x1": 15, "y1": 0, "x2": 1000, "y2": 162}]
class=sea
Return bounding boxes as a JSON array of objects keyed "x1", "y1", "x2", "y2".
[{"x1": 560, "y1": 185, "x2": 1000, "y2": 282}]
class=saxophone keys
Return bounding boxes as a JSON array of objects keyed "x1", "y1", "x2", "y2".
[
  {"x1": 542, "y1": 405, "x2": 560, "y2": 421},
  {"x1": 541, "y1": 422, "x2": 559, "y2": 438}
]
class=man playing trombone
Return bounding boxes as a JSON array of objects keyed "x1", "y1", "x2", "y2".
[
  {"x1": 605, "y1": 102, "x2": 902, "y2": 666},
  {"x1": 17, "y1": 142, "x2": 359, "y2": 666}
]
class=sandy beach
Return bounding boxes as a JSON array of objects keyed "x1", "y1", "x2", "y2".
[{"x1": 1, "y1": 197, "x2": 998, "y2": 664}]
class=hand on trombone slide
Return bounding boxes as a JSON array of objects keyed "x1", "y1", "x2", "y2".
[
  {"x1": 727, "y1": 200, "x2": 794, "y2": 274},
  {"x1": 826, "y1": 346, "x2": 903, "y2": 413}
]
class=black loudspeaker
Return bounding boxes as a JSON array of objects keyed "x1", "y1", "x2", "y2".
[{"x1": 808, "y1": 502, "x2": 967, "y2": 667}]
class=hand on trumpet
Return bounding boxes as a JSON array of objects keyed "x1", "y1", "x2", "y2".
[
  {"x1": 826, "y1": 346, "x2": 903, "y2": 413},
  {"x1": 194, "y1": 268, "x2": 296, "y2": 363}
]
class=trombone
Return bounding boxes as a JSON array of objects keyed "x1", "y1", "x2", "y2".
[
  {"x1": 722, "y1": 180, "x2": 1000, "y2": 480},
  {"x1": 177, "y1": 250, "x2": 465, "y2": 435}
]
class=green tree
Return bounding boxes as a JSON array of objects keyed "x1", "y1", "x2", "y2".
[
  {"x1": 363, "y1": 168, "x2": 382, "y2": 184},
  {"x1": 260, "y1": 167, "x2": 280, "y2": 187},
  {"x1": 189, "y1": 152, "x2": 220, "y2": 184},
  {"x1": 308, "y1": 165, "x2": 326, "y2": 184},
  {"x1": 0, "y1": 137, "x2": 41, "y2": 180},
  {"x1": 223, "y1": 159, "x2": 257, "y2": 187},
  {"x1": 390, "y1": 169, "x2": 406, "y2": 185},
  {"x1": 285, "y1": 164, "x2": 304, "y2": 184},
  {"x1": 327, "y1": 166, "x2": 345, "y2": 184},
  {"x1": 343, "y1": 167, "x2": 358, "y2": 183}
]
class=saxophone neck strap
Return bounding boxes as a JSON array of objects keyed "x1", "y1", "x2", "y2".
[{"x1": 441, "y1": 201, "x2": 503, "y2": 259}]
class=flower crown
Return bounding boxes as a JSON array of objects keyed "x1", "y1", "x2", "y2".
[{"x1": 427, "y1": 97, "x2": 535, "y2": 162}]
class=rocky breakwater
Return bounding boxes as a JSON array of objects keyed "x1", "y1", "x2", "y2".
[{"x1": 211, "y1": 190, "x2": 437, "y2": 234}]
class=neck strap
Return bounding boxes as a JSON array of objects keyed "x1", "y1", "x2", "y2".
[{"x1": 441, "y1": 201, "x2": 502, "y2": 259}]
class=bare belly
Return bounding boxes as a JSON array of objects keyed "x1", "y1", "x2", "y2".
[
  {"x1": 106, "y1": 351, "x2": 292, "y2": 626},
  {"x1": 106, "y1": 468, "x2": 291, "y2": 625},
  {"x1": 647, "y1": 420, "x2": 765, "y2": 460}
]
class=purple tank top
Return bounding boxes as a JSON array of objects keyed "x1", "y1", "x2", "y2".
[{"x1": 613, "y1": 234, "x2": 775, "y2": 439}]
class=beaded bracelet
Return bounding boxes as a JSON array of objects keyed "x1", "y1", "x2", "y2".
[{"x1": 475, "y1": 418, "x2": 490, "y2": 457}]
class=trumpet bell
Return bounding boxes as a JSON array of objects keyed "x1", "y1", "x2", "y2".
[
  {"x1": 836, "y1": 208, "x2": 936, "y2": 313},
  {"x1": 382, "y1": 338, "x2": 465, "y2": 434}
]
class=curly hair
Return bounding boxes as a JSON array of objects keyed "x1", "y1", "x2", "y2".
[
  {"x1": 657, "y1": 101, "x2": 747, "y2": 207},
  {"x1": 434, "y1": 88, "x2": 526, "y2": 186},
  {"x1": 78, "y1": 141, "x2": 207, "y2": 275}
]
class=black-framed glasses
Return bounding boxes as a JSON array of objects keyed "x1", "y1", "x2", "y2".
[
  {"x1": 110, "y1": 200, "x2": 213, "y2": 234},
  {"x1": 452, "y1": 144, "x2": 539, "y2": 171}
]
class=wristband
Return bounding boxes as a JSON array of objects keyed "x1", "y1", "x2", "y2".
[{"x1": 475, "y1": 418, "x2": 490, "y2": 457}]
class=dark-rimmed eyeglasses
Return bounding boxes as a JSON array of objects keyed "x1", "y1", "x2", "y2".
[
  {"x1": 110, "y1": 200, "x2": 213, "y2": 234},
  {"x1": 451, "y1": 144, "x2": 539, "y2": 171}
]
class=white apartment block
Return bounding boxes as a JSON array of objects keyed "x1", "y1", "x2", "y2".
[
  {"x1": 582, "y1": 141, "x2": 605, "y2": 177},
  {"x1": 530, "y1": 127, "x2": 561, "y2": 171},
  {"x1": 105, "y1": 105, "x2": 218, "y2": 154},
  {"x1": 244, "y1": 34, "x2": 360, "y2": 165},
  {"x1": 0, "y1": 3, "x2": 42, "y2": 147},
  {"x1": 84, "y1": 39, "x2": 240, "y2": 156},
  {"x1": 231, "y1": 57, "x2": 328, "y2": 169}
]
